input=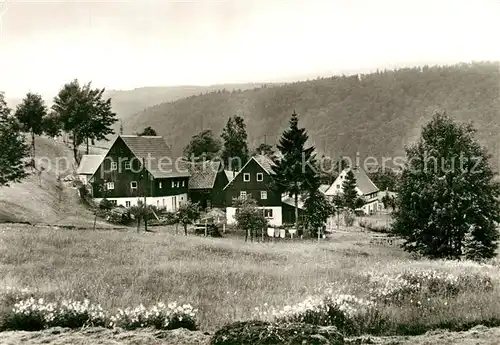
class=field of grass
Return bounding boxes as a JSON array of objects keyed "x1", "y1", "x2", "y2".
[{"x1": 1, "y1": 223, "x2": 499, "y2": 337}]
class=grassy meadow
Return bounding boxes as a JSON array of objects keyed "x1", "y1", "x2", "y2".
[{"x1": 1, "y1": 223, "x2": 500, "y2": 335}]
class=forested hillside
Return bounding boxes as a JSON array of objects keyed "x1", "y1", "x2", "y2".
[{"x1": 125, "y1": 62, "x2": 500, "y2": 170}]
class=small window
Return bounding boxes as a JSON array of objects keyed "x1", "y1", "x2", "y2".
[
  {"x1": 111, "y1": 162, "x2": 117, "y2": 171},
  {"x1": 240, "y1": 191, "x2": 247, "y2": 199},
  {"x1": 159, "y1": 182, "x2": 162, "y2": 189},
  {"x1": 256, "y1": 173, "x2": 263, "y2": 182},
  {"x1": 177, "y1": 181, "x2": 180, "y2": 188},
  {"x1": 125, "y1": 201, "x2": 131, "y2": 207},
  {"x1": 260, "y1": 191, "x2": 267, "y2": 200},
  {"x1": 182, "y1": 180, "x2": 185, "y2": 187},
  {"x1": 264, "y1": 209, "x2": 273, "y2": 218},
  {"x1": 106, "y1": 182, "x2": 114, "y2": 190},
  {"x1": 109, "y1": 200, "x2": 117, "y2": 206},
  {"x1": 124, "y1": 161, "x2": 131, "y2": 170},
  {"x1": 243, "y1": 173, "x2": 250, "y2": 182},
  {"x1": 172, "y1": 180, "x2": 175, "y2": 188},
  {"x1": 336, "y1": 184, "x2": 340, "y2": 189},
  {"x1": 130, "y1": 181, "x2": 138, "y2": 189}
]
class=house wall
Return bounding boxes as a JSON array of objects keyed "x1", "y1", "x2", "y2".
[
  {"x1": 282, "y1": 203, "x2": 305, "y2": 225},
  {"x1": 94, "y1": 193, "x2": 188, "y2": 211},
  {"x1": 226, "y1": 206, "x2": 282, "y2": 226},
  {"x1": 225, "y1": 159, "x2": 281, "y2": 207},
  {"x1": 91, "y1": 137, "x2": 188, "y2": 199}
]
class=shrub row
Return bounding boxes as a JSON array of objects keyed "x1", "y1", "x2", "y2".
[{"x1": 1, "y1": 297, "x2": 198, "y2": 332}]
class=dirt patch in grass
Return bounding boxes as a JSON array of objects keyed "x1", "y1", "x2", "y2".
[{"x1": 0, "y1": 327, "x2": 210, "y2": 345}]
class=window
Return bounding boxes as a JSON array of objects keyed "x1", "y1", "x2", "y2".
[
  {"x1": 106, "y1": 182, "x2": 114, "y2": 190},
  {"x1": 124, "y1": 161, "x2": 131, "y2": 170},
  {"x1": 182, "y1": 180, "x2": 185, "y2": 187},
  {"x1": 260, "y1": 191, "x2": 267, "y2": 200},
  {"x1": 243, "y1": 173, "x2": 250, "y2": 182},
  {"x1": 109, "y1": 200, "x2": 117, "y2": 206},
  {"x1": 239, "y1": 191, "x2": 247, "y2": 199},
  {"x1": 336, "y1": 184, "x2": 340, "y2": 189},
  {"x1": 130, "y1": 181, "x2": 138, "y2": 189},
  {"x1": 111, "y1": 162, "x2": 117, "y2": 171},
  {"x1": 177, "y1": 181, "x2": 180, "y2": 188},
  {"x1": 125, "y1": 201, "x2": 131, "y2": 207},
  {"x1": 264, "y1": 209, "x2": 273, "y2": 218},
  {"x1": 256, "y1": 173, "x2": 263, "y2": 182},
  {"x1": 172, "y1": 180, "x2": 175, "y2": 188},
  {"x1": 159, "y1": 182, "x2": 162, "y2": 189}
]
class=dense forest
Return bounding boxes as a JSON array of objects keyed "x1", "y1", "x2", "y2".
[{"x1": 125, "y1": 62, "x2": 500, "y2": 170}]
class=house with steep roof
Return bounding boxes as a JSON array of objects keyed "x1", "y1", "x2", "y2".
[
  {"x1": 89, "y1": 135, "x2": 190, "y2": 210},
  {"x1": 184, "y1": 161, "x2": 231, "y2": 210},
  {"x1": 224, "y1": 155, "x2": 284, "y2": 226},
  {"x1": 324, "y1": 166, "x2": 380, "y2": 214},
  {"x1": 77, "y1": 154, "x2": 104, "y2": 184}
]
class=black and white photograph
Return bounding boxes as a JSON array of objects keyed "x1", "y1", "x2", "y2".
[{"x1": 0, "y1": 0, "x2": 499, "y2": 344}]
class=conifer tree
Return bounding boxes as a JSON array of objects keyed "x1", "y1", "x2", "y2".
[
  {"x1": 14, "y1": 92, "x2": 48, "y2": 169},
  {"x1": 0, "y1": 93, "x2": 29, "y2": 186},
  {"x1": 273, "y1": 111, "x2": 318, "y2": 231},
  {"x1": 342, "y1": 169, "x2": 359, "y2": 210},
  {"x1": 393, "y1": 112, "x2": 500, "y2": 260}
]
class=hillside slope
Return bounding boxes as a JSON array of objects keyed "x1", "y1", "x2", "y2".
[
  {"x1": 125, "y1": 62, "x2": 500, "y2": 170},
  {"x1": 0, "y1": 137, "x2": 112, "y2": 227}
]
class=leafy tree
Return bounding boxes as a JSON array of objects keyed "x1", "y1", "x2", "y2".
[
  {"x1": 393, "y1": 112, "x2": 500, "y2": 260},
  {"x1": 272, "y1": 111, "x2": 318, "y2": 231},
  {"x1": 175, "y1": 201, "x2": 201, "y2": 236},
  {"x1": 368, "y1": 168, "x2": 399, "y2": 191},
  {"x1": 303, "y1": 187, "x2": 334, "y2": 238},
  {"x1": 43, "y1": 112, "x2": 62, "y2": 138},
  {"x1": 233, "y1": 197, "x2": 268, "y2": 242},
  {"x1": 221, "y1": 115, "x2": 249, "y2": 171},
  {"x1": 138, "y1": 126, "x2": 157, "y2": 136},
  {"x1": 184, "y1": 129, "x2": 222, "y2": 161},
  {"x1": 14, "y1": 92, "x2": 47, "y2": 168},
  {"x1": 52, "y1": 80, "x2": 117, "y2": 162},
  {"x1": 252, "y1": 143, "x2": 275, "y2": 158},
  {"x1": 128, "y1": 201, "x2": 151, "y2": 232},
  {"x1": 0, "y1": 93, "x2": 29, "y2": 186}
]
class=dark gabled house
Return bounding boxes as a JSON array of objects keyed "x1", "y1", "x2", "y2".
[
  {"x1": 224, "y1": 155, "x2": 284, "y2": 226},
  {"x1": 89, "y1": 135, "x2": 190, "y2": 210},
  {"x1": 184, "y1": 161, "x2": 230, "y2": 210}
]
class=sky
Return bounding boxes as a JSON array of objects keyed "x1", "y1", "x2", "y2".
[{"x1": 0, "y1": 0, "x2": 499, "y2": 99}]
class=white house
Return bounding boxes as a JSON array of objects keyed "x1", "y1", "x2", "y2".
[
  {"x1": 324, "y1": 167, "x2": 380, "y2": 215},
  {"x1": 76, "y1": 155, "x2": 105, "y2": 184}
]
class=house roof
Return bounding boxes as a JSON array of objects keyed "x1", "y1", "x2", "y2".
[
  {"x1": 184, "y1": 161, "x2": 222, "y2": 189},
  {"x1": 253, "y1": 155, "x2": 276, "y2": 175},
  {"x1": 324, "y1": 167, "x2": 379, "y2": 196},
  {"x1": 350, "y1": 167, "x2": 379, "y2": 195},
  {"x1": 318, "y1": 184, "x2": 330, "y2": 194},
  {"x1": 224, "y1": 170, "x2": 236, "y2": 182},
  {"x1": 120, "y1": 135, "x2": 189, "y2": 178},
  {"x1": 281, "y1": 195, "x2": 305, "y2": 210},
  {"x1": 77, "y1": 155, "x2": 104, "y2": 175},
  {"x1": 223, "y1": 155, "x2": 276, "y2": 190}
]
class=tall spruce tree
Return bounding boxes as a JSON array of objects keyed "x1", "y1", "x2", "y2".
[
  {"x1": 14, "y1": 92, "x2": 48, "y2": 169},
  {"x1": 393, "y1": 112, "x2": 500, "y2": 260},
  {"x1": 221, "y1": 115, "x2": 249, "y2": 171},
  {"x1": 342, "y1": 169, "x2": 359, "y2": 210},
  {"x1": 273, "y1": 111, "x2": 318, "y2": 231},
  {"x1": 0, "y1": 93, "x2": 29, "y2": 186}
]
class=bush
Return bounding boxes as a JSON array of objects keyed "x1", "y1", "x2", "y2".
[
  {"x1": 99, "y1": 198, "x2": 114, "y2": 210},
  {"x1": 343, "y1": 211, "x2": 355, "y2": 227},
  {"x1": 359, "y1": 220, "x2": 390, "y2": 234},
  {"x1": 2, "y1": 298, "x2": 198, "y2": 332}
]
